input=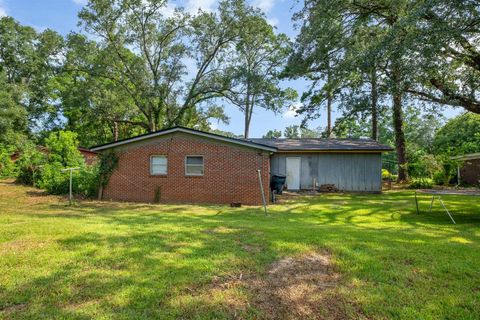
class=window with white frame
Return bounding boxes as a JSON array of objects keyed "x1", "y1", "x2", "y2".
[
  {"x1": 185, "y1": 156, "x2": 204, "y2": 176},
  {"x1": 150, "y1": 155, "x2": 167, "y2": 175}
]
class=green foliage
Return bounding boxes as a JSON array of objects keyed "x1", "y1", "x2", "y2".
[
  {"x1": 15, "y1": 143, "x2": 47, "y2": 186},
  {"x1": 77, "y1": 0, "x2": 243, "y2": 133},
  {"x1": 210, "y1": 129, "x2": 242, "y2": 138},
  {"x1": 407, "y1": 152, "x2": 441, "y2": 179},
  {"x1": 37, "y1": 162, "x2": 69, "y2": 194},
  {"x1": 284, "y1": 125, "x2": 300, "y2": 138},
  {"x1": 0, "y1": 146, "x2": 17, "y2": 178},
  {"x1": 15, "y1": 130, "x2": 100, "y2": 197},
  {"x1": 98, "y1": 150, "x2": 119, "y2": 189},
  {"x1": 36, "y1": 130, "x2": 101, "y2": 197},
  {"x1": 0, "y1": 17, "x2": 63, "y2": 131},
  {"x1": 433, "y1": 113, "x2": 480, "y2": 156},
  {"x1": 283, "y1": 125, "x2": 321, "y2": 138},
  {"x1": 220, "y1": 1, "x2": 296, "y2": 138},
  {"x1": 430, "y1": 156, "x2": 458, "y2": 186},
  {"x1": 408, "y1": 178, "x2": 434, "y2": 189},
  {"x1": 37, "y1": 164, "x2": 100, "y2": 197},
  {"x1": 382, "y1": 169, "x2": 392, "y2": 180},
  {"x1": 75, "y1": 165, "x2": 100, "y2": 198},
  {"x1": 263, "y1": 129, "x2": 282, "y2": 138},
  {"x1": 44, "y1": 131, "x2": 84, "y2": 167},
  {"x1": 0, "y1": 72, "x2": 28, "y2": 146},
  {"x1": 433, "y1": 171, "x2": 446, "y2": 186}
]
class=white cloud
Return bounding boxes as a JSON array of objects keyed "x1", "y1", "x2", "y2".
[
  {"x1": 209, "y1": 121, "x2": 219, "y2": 130},
  {"x1": 283, "y1": 102, "x2": 301, "y2": 119},
  {"x1": 0, "y1": 0, "x2": 7, "y2": 17},
  {"x1": 72, "y1": 0, "x2": 88, "y2": 5},
  {"x1": 162, "y1": 2, "x2": 177, "y2": 18},
  {"x1": 185, "y1": 0, "x2": 216, "y2": 15},
  {"x1": 267, "y1": 17, "x2": 279, "y2": 27},
  {"x1": 252, "y1": 0, "x2": 276, "y2": 13}
]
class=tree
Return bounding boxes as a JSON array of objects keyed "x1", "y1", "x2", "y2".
[
  {"x1": 0, "y1": 71, "x2": 28, "y2": 146},
  {"x1": 220, "y1": 1, "x2": 296, "y2": 138},
  {"x1": 0, "y1": 17, "x2": 63, "y2": 132},
  {"x1": 284, "y1": 0, "x2": 345, "y2": 138},
  {"x1": 284, "y1": 125, "x2": 300, "y2": 138},
  {"x1": 402, "y1": 1, "x2": 480, "y2": 114},
  {"x1": 287, "y1": 0, "x2": 418, "y2": 182},
  {"x1": 433, "y1": 113, "x2": 480, "y2": 156},
  {"x1": 263, "y1": 129, "x2": 282, "y2": 138},
  {"x1": 77, "y1": 0, "x2": 240, "y2": 133},
  {"x1": 58, "y1": 33, "x2": 145, "y2": 146}
]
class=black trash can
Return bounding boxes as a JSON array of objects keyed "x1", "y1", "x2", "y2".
[{"x1": 270, "y1": 174, "x2": 287, "y2": 195}]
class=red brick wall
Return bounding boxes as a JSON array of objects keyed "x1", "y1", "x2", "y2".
[
  {"x1": 460, "y1": 158, "x2": 480, "y2": 186},
  {"x1": 79, "y1": 150, "x2": 98, "y2": 166},
  {"x1": 102, "y1": 133, "x2": 271, "y2": 205}
]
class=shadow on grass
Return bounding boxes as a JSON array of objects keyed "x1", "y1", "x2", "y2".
[{"x1": 3, "y1": 190, "x2": 480, "y2": 319}]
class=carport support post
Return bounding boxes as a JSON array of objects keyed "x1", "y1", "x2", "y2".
[{"x1": 257, "y1": 169, "x2": 267, "y2": 216}]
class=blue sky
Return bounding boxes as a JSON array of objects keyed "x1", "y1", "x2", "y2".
[{"x1": 0, "y1": 0, "x2": 459, "y2": 137}]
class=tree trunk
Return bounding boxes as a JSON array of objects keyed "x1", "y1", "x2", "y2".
[
  {"x1": 391, "y1": 62, "x2": 408, "y2": 182},
  {"x1": 113, "y1": 121, "x2": 119, "y2": 142},
  {"x1": 244, "y1": 83, "x2": 252, "y2": 139},
  {"x1": 370, "y1": 69, "x2": 378, "y2": 141},
  {"x1": 244, "y1": 112, "x2": 250, "y2": 139},
  {"x1": 326, "y1": 62, "x2": 332, "y2": 138},
  {"x1": 326, "y1": 93, "x2": 332, "y2": 138}
]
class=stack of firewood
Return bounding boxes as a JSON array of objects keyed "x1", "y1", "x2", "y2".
[{"x1": 318, "y1": 184, "x2": 339, "y2": 192}]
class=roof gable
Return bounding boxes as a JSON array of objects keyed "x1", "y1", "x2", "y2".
[{"x1": 90, "y1": 127, "x2": 277, "y2": 152}]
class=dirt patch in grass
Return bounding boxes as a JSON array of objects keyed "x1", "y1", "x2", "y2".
[
  {"x1": 0, "y1": 303, "x2": 28, "y2": 316},
  {"x1": 182, "y1": 251, "x2": 360, "y2": 319},
  {"x1": 248, "y1": 251, "x2": 358, "y2": 320},
  {"x1": 202, "y1": 226, "x2": 239, "y2": 234},
  {"x1": 0, "y1": 239, "x2": 50, "y2": 253}
]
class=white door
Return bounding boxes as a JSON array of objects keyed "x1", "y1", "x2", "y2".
[{"x1": 286, "y1": 157, "x2": 301, "y2": 190}]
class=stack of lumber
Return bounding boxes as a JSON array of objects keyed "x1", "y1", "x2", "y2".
[{"x1": 318, "y1": 184, "x2": 339, "y2": 192}]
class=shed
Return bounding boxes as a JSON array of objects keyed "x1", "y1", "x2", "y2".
[{"x1": 249, "y1": 138, "x2": 393, "y2": 192}]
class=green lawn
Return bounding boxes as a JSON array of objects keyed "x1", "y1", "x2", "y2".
[{"x1": 1, "y1": 181, "x2": 480, "y2": 319}]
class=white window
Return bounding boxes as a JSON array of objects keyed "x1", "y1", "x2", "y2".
[
  {"x1": 185, "y1": 156, "x2": 204, "y2": 176},
  {"x1": 150, "y1": 155, "x2": 167, "y2": 175}
]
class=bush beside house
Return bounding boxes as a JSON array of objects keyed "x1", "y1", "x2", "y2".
[{"x1": 6, "y1": 131, "x2": 101, "y2": 198}]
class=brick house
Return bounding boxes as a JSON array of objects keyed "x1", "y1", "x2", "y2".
[
  {"x1": 453, "y1": 153, "x2": 480, "y2": 186},
  {"x1": 91, "y1": 126, "x2": 392, "y2": 205}
]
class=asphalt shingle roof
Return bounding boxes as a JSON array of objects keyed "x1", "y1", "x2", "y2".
[{"x1": 248, "y1": 138, "x2": 393, "y2": 152}]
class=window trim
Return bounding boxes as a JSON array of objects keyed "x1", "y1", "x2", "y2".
[
  {"x1": 185, "y1": 155, "x2": 204, "y2": 176},
  {"x1": 150, "y1": 155, "x2": 168, "y2": 175}
]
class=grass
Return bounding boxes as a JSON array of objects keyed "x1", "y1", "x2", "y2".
[{"x1": 1, "y1": 180, "x2": 480, "y2": 319}]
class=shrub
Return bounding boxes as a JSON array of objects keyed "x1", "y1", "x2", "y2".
[
  {"x1": 75, "y1": 165, "x2": 100, "y2": 198},
  {"x1": 0, "y1": 147, "x2": 17, "y2": 178},
  {"x1": 44, "y1": 131, "x2": 84, "y2": 167},
  {"x1": 37, "y1": 162, "x2": 69, "y2": 194},
  {"x1": 408, "y1": 178, "x2": 434, "y2": 189},
  {"x1": 382, "y1": 169, "x2": 392, "y2": 179},
  {"x1": 408, "y1": 153, "x2": 441, "y2": 178},
  {"x1": 37, "y1": 163, "x2": 100, "y2": 197},
  {"x1": 433, "y1": 171, "x2": 445, "y2": 185},
  {"x1": 15, "y1": 143, "x2": 46, "y2": 185}
]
